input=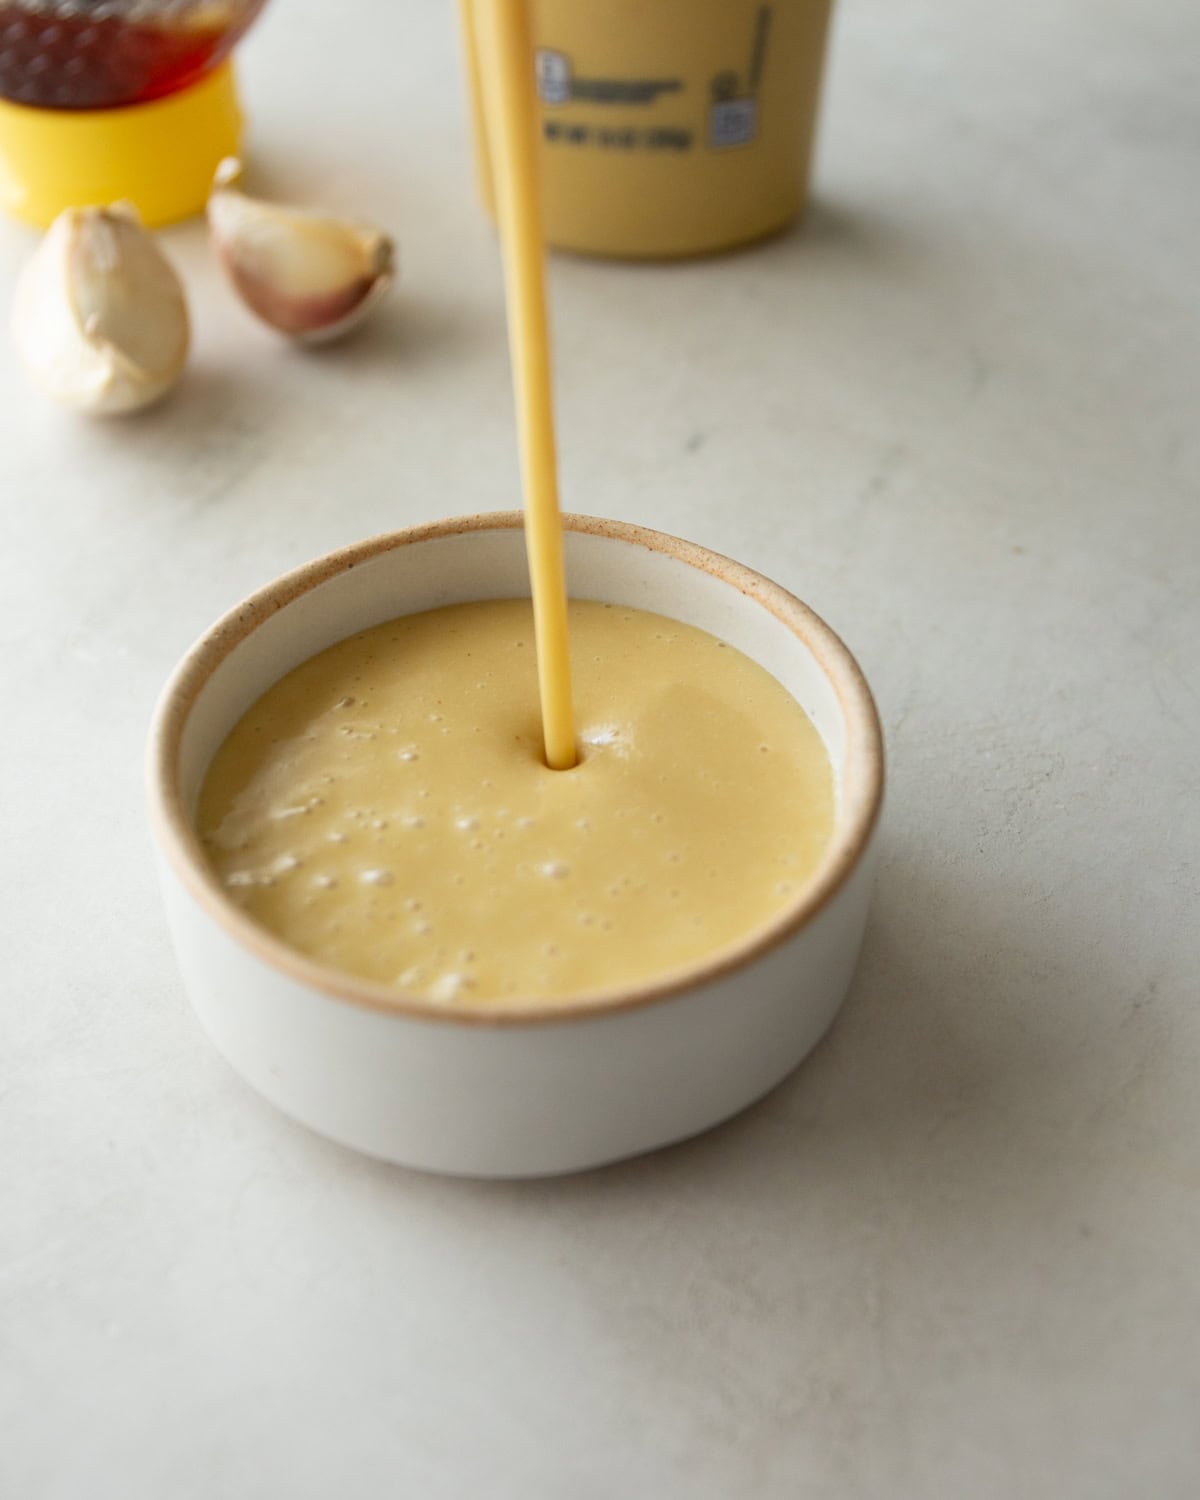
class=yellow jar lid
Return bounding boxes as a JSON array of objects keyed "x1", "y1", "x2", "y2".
[{"x1": 0, "y1": 61, "x2": 242, "y2": 229}]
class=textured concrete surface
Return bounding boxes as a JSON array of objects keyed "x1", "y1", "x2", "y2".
[{"x1": 2, "y1": 1, "x2": 1198, "y2": 1495}]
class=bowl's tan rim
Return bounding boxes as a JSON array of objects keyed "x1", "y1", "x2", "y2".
[{"x1": 148, "y1": 512, "x2": 885, "y2": 1028}]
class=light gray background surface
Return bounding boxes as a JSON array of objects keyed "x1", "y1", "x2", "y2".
[{"x1": 3, "y1": 1, "x2": 1198, "y2": 1495}]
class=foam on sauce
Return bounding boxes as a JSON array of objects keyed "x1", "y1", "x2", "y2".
[{"x1": 197, "y1": 598, "x2": 834, "y2": 1007}]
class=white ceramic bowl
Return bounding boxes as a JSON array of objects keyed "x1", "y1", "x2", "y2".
[{"x1": 148, "y1": 514, "x2": 884, "y2": 1177}]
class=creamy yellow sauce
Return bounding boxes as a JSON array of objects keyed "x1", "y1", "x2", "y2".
[{"x1": 197, "y1": 599, "x2": 834, "y2": 1007}]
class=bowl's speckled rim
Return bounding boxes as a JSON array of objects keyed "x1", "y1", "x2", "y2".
[{"x1": 147, "y1": 513, "x2": 885, "y2": 1027}]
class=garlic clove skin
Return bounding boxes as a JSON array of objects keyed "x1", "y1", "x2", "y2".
[
  {"x1": 11, "y1": 204, "x2": 189, "y2": 416},
  {"x1": 207, "y1": 159, "x2": 395, "y2": 343}
]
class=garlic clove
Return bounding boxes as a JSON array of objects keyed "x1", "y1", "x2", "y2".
[
  {"x1": 207, "y1": 159, "x2": 395, "y2": 343},
  {"x1": 11, "y1": 203, "x2": 189, "y2": 416}
]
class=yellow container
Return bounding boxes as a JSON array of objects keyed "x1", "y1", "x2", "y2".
[
  {"x1": 460, "y1": 0, "x2": 833, "y2": 259},
  {"x1": 0, "y1": 61, "x2": 242, "y2": 229}
]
